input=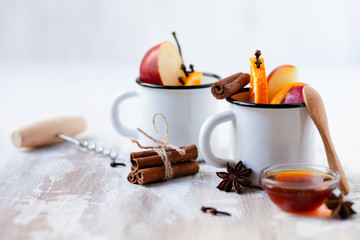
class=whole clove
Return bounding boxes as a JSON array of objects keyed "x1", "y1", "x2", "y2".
[
  {"x1": 178, "y1": 77, "x2": 185, "y2": 85},
  {"x1": 255, "y1": 59, "x2": 262, "y2": 68},
  {"x1": 180, "y1": 64, "x2": 189, "y2": 77},
  {"x1": 189, "y1": 64, "x2": 195, "y2": 72},
  {"x1": 201, "y1": 206, "x2": 231, "y2": 216},
  {"x1": 254, "y1": 50, "x2": 262, "y2": 59}
]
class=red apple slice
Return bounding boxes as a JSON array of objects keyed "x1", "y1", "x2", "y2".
[
  {"x1": 284, "y1": 84, "x2": 307, "y2": 104},
  {"x1": 270, "y1": 82, "x2": 305, "y2": 104},
  {"x1": 267, "y1": 65, "x2": 299, "y2": 102},
  {"x1": 140, "y1": 41, "x2": 185, "y2": 86}
]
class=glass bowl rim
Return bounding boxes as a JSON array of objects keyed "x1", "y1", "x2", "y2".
[{"x1": 259, "y1": 163, "x2": 340, "y2": 190}]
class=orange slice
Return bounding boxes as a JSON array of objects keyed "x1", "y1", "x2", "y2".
[
  {"x1": 270, "y1": 82, "x2": 305, "y2": 104},
  {"x1": 249, "y1": 57, "x2": 268, "y2": 104},
  {"x1": 231, "y1": 91, "x2": 249, "y2": 102},
  {"x1": 184, "y1": 72, "x2": 202, "y2": 86}
]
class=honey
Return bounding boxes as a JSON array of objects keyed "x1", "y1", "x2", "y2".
[{"x1": 261, "y1": 169, "x2": 337, "y2": 213}]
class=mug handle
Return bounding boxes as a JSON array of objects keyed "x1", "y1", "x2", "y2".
[
  {"x1": 111, "y1": 91, "x2": 139, "y2": 139},
  {"x1": 199, "y1": 110, "x2": 236, "y2": 167}
]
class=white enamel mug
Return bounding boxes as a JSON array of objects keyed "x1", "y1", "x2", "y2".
[
  {"x1": 199, "y1": 89, "x2": 315, "y2": 186},
  {"x1": 111, "y1": 73, "x2": 221, "y2": 159}
]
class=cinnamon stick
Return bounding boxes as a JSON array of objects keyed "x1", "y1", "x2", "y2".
[
  {"x1": 130, "y1": 144, "x2": 198, "y2": 170},
  {"x1": 127, "y1": 171, "x2": 138, "y2": 184},
  {"x1": 135, "y1": 161, "x2": 199, "y2": 185},
  {"x1": 211, "y1": 72, "x2": 250, "y2": 99}
]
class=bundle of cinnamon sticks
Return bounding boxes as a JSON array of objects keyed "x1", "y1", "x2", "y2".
[{"x1": 127, "y1": 144, "x2": 199, "y2": 184}]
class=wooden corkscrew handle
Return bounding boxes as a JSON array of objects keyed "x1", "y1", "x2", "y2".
[{"x1": 11, "y1": 116, "x2": 86, "y2": 148}]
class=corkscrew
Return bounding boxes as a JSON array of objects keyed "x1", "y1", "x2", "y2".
[
  {"x1": 56, "y1": 133, "x2": 125, "y2": 167},
  {"x1": 11, "y1": 116, "x2": 126, "y2": 167}
]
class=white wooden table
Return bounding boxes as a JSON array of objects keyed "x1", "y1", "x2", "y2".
[{"x1": 1, "y1": 63, "x2": 359, "y2": 240}]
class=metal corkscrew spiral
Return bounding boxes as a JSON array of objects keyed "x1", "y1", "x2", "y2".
[{"x1": 56, "y1": 133, "x2": 125, "y2": 167}]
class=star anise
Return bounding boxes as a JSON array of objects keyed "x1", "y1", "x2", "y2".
[
  {"x1": 216, "y1": 161, "x2": 252, "y2": 194},
  {"x1": 325, "y1": 193, "x2": 356, "y2": 219}
]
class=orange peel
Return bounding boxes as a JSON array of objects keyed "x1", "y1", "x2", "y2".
[
  {"x1": 249, "y1": 57, "x2": 268, "y2": 104},
  {"x1": 184, "y1": 72, "x2": 202, "y2": 86}
]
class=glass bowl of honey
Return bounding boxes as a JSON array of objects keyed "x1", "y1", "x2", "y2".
[{"x1": 260, "y1": 163, "x2": 340, "y2": 213}]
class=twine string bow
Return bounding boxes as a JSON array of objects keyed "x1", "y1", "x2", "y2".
[{"x1": 131, "y1": 112, "x2": 185, "y2": 180}]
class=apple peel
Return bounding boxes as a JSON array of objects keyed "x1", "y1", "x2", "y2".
[
  {"x1": 284, "y1": 84, "x2": 307, "y2": 104},
  {"x1": 270, "y1": 82, "x2": 305, "y2": 104},
  {"x1": 140, "y1": 41, "x2": 185, "y2": 86}
]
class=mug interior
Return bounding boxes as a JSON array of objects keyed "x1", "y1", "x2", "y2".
[
  {"x1": 227, "y1": 88, "x2": 306, "y2": 108},
  {"x1": 136, "y1": 72, "x2": 220, "y2": 89}
]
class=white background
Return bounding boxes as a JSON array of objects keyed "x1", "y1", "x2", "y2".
[{"x1": 1, "y1": 0, "x2": 360, "y2": 71}]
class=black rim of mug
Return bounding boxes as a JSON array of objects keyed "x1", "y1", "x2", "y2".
[
  {"x1": 136, "y1": 73, "x2": 220, "y2": 89},
  {"x1": 226, "y1": 88, "x2": 306, "y2": 109}
]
